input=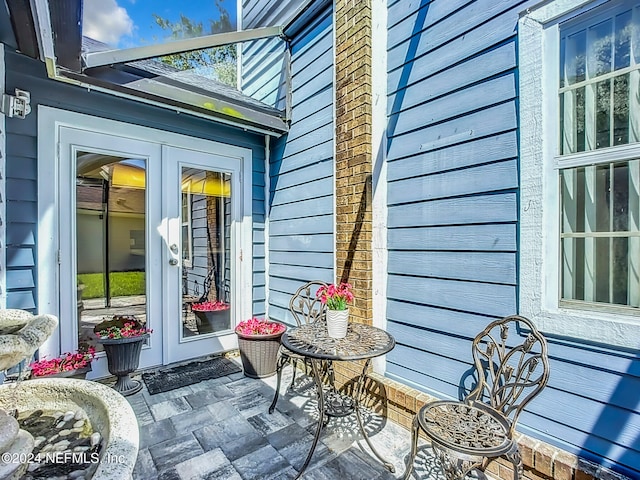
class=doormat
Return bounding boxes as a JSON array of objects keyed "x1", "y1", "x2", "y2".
[{"x1": 142, "y1": 356, "x2": 242, "y2": 395}]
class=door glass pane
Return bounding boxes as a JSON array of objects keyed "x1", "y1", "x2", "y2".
[
  {"x1": 76, "y1": 152, "x2": 148, "y2": 352},
  {"x1": 181, "y1": 167, "x2": 232, "y2": 338}
]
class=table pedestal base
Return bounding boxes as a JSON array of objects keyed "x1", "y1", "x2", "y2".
[{"x1": 294, "y1": 358, "x2": 396, "y2": 479}]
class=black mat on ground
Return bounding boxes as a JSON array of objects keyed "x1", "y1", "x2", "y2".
[{"x1": 142, "y1": 356, "x2": 241, "y2": 395}]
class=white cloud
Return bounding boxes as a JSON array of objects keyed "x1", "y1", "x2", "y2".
[{"x1": 83, "y1": 0, "x2": 134, "y2": 46}]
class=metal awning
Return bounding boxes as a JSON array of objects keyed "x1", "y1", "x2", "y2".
[{"x1": 6, "y1": 0, "x2": 291, "y2": 135}]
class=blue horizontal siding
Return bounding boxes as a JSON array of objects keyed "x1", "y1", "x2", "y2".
[
  {"x1": 388, "y1": 224, "x2": 517, "y2": 251},
  {"x1": 385, "y1": 0, "x2": 640, "y2": 477},
  {"x1": 258, "y1": 7, "x2": 334, "y2": 319}
]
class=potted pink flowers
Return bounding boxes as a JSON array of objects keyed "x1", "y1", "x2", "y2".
[
  {"x1": 235, "y1": 317, "x2": 286, "y2": 378},
  {"x1": 95, "y1": 315, "x2": 153, "y2": 396},
  {"x1": 29, "y1": 346, "x2": 96, "y2": 379},
  {"x1": 317, "y1": 282, "x2": 354, "y2": 338},
  {"x1": 191, "y1": 300, "x2": 230, "y2": 334}
]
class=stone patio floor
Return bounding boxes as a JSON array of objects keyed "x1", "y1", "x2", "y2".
[{"x1": 124, "y1": 355, "x2": 445, "y2": 480}]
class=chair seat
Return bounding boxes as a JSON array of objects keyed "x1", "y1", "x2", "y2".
[{"x1": 418, "y1": 400, "x2": 513, "y2": 457}]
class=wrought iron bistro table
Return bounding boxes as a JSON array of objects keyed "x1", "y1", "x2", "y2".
[{"x1": 281, "y1": 321, "x2": 396, "y2": 478}]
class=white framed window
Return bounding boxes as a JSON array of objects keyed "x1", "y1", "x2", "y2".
[{"x1": 520, "y1": 0, "x2": 640, "y2": 349}]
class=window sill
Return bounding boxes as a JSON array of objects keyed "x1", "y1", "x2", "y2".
[{"x1": 529, "y1": 307, "x2": 640, "y2": 352}]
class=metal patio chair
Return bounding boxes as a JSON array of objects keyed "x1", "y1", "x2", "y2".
[
  {"x1": 269, "y1": 280, "x2": 327, "y2": 414},
  {"x1": 403, "y1": 315, "x2": 550, "y2": 480}
]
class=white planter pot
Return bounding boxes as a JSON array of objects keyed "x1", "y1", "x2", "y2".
[{"x1": 326, "y1": 308, "x2": 349, "y2": 338}]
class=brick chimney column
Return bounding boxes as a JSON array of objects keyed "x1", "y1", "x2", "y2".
[{"x1": 334, "y1": 0, "x2": 373, "y2": 328}]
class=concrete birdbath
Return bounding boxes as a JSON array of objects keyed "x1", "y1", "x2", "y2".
[{"x1": 0, "y1": 309, "x2": 139, "y2": 479}]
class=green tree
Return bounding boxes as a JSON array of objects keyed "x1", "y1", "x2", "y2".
[{"x1": 153, "y1": 1, "x2": 237, "y2": 86}]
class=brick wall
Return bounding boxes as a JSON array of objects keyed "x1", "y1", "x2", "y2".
[{"x1": 334, "y1": 0, "x2": 374, "y2": 389}]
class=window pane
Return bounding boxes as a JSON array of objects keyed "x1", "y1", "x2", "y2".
[
  {"x1": 587, "y1": 19, "x2": 612, "y2": 78},
  {"x1": 614, "y1": 10, "x2": 633, "y2": 70},
  {"x1": 181, "y1": 168, "x2": 232, "y2": 337},
  {"x1": 560, "y1": 160, "x2": 640, "y2": 309},
  {"x1": 595, "y1": 80, "x2": 611, "y2": 149},
  {"x1": 560, "y1": 7, "x2": 640, "y2": 154},
  {"x1": 563, "y1": 30, "x2": 586, "y2": 85},
  {"x1": 613, "y1": 74, "x2": 630, "y2": 145},
  {"x1": 76, "y1": 154, "x2": 148, "y2": 353}
]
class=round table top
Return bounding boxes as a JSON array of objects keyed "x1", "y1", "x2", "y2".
[
  {"x1": 281, "y1": 322, "x2": 395, "y2": 361},
  {"x1": 418, "y1": 400, "x2": 512, "y2": 456}
]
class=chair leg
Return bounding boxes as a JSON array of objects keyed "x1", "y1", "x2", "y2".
[
  {"x1": 505, "y1": 447, "x2": 523, "y2": 480},
  {"x1": 269, "y1": 355, "x2": 289, "y2": 414},
  {"x1": 403, "y1": 415, "x2": 420, "y2": 479}
]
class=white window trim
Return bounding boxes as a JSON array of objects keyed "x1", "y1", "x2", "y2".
[
  {"x1": 0, "y1": 44, "x2": 6, "y2": 310},
  {"x1": 372, "y1": 0, "x2": 388, "y2": 374},
  {"x1": 519, "y1": 0, "x2": 640, "y2": 350}
]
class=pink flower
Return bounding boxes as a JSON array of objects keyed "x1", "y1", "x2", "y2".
[
  {"x1": 235, "y1": 317, "x2": 286, "y2": 336},
  {"x1": 316, "y1": 282, "x2": 354, "y2": 310},
  {"x1": 97, "y1": 321, "x2": 152, "y2": 339},
  {"x1": 192, "y1": 301, "x2": 230, "y2": 312},
  {"x1": 29, "y1": 346, "x2": 96, "y2": 377}
]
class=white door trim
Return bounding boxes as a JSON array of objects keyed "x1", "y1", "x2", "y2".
[{"x1": 37, "y1": 106, "x2": 253, "y2": 363}]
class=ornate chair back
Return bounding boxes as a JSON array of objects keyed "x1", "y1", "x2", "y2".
[
  {"x1": 289, "y1": 281, "x2": 328, "y2": 327},
  {"x1": 466, "y1": 315, "x2": 550, "y2": 434}
]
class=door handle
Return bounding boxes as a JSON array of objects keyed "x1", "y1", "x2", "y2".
[{"x1": 169, "y1": 259, "x2": 178, "y2": 266}]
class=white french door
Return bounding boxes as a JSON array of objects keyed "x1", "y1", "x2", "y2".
[
  {"x1": 58, "y1": 127, "x2": 163, "y2": 378},
  {"x1": 38, "y1": 108, "x2": 253, "y2": 377},
  {"x1": 162, "y1": 146, "x2": 242, "y2": 363}
]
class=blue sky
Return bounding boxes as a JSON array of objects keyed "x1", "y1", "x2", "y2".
[{"x1": 83, "y1": 0, "x2": 237, "y2": 49}]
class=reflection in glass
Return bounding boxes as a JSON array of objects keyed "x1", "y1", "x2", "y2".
[
  {"x1": 181, "y1": 167, "x2": 232, "y2": 338},
  {"x1": 76, "y1": 152, "x2": 148, "y2": 352}
]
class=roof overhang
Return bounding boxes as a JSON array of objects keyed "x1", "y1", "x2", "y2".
[{"x1": 7, "y1": 0, "x2": 289, "y2": 136}]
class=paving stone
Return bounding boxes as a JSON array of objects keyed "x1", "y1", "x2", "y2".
[
  {"x1": 226, "y1": 377, "x2": 273, "y2": 397},
  {"x1": 228, "y1": 391, "x2": 271, "y2": 418},
  {"x1": 205, "y1": 400, "x2": 239, "y2": 423},
  {"x1": 149, "y1": 433, "x2": 204, "y2": 473},
  {"x1": 132, "y1": 447, "x2": 157, "y2": 480},
  {"x1": 192, "y1": 414, "x2": 257, "y2": 450},
  {"x1": 218, "y1": 430, "x2": 268, "y2": 461},
  {"x1": 158, "y1": 468, "x2": 181, "y2": 480},
  {"x1": 188, "y1": 375, "x2": 232, "y2": 393},
  {"x1": 302, "y1": 446, "x2": 390, "y2": 480},
  {"x1": 170, "y1": 406, "x2": 216, "y2": 435},
  {"x1": 232, "y1": 444, "x2": 291, "y2": 480},
  {"x1": 150, "y1": 397, "x2": 192, "y2": 422},
  {"x1": 133, "y1": 405, "x2": 155, "y2": 427},
  {"x1": 143, "y1": 385, "x2": 195, "y2": 405},
  {"x1": 139, "y1": 418, "x2": 177, "y2": 449},
  {"x1": 203, "y1": 463, "x2": 243, "y2": 479},
  {"x1": 267, "y1": 422, "x2": 334, "y2": 471},
  {"x1": 246, "y1": 409, "x2": 294, "y2": 435},
  {"x1": 184, "y1": 384, "x2": 235, "y2": 409},
  {"x1": 173, "y1": 448, "x2": 235, "y2": 480}
]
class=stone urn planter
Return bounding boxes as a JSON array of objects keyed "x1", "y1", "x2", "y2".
[
  {"x1": 98, "y1": 335, "x2": 149, "y2": 396},
  {"x1": 235, "y1": 318, "x2": 286, "y2": 379},
  {"x1": 95, "y1": 315, "x2": 152, "y2": 396}
]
